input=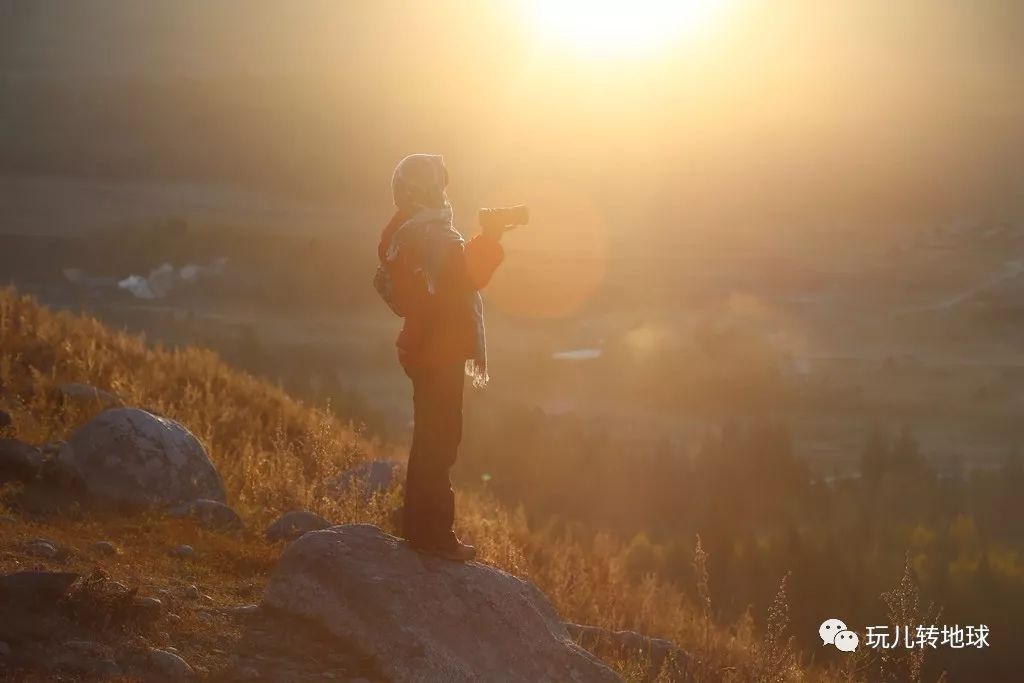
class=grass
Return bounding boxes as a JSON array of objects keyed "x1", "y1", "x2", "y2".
[{"x1": 0, "y1": 287, "x2": 851, "y2": 681}]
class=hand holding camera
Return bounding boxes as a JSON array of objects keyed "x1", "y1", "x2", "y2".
[{"x1": 479, "y1": 205, "x2": 529, "y2": 241}]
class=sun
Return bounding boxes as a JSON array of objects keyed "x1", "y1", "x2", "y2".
[{"x1": 523, "y1": 0, "x2": 729, "y2": 59}]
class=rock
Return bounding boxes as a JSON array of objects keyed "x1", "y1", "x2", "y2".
[
  {"x1": 167, "y1": 499, "x2": 243, "y2": 532},
  {"x1": 55, "y1": 641, "x2": 122, "y2": 677},
  {"x1": 57, "y1": 383, "x2": 123, "y2": 410},
  {"x1": 170, "y1": 545, "x2": 195, "y2": 558},
  {"x1": 144, "y1": 647, "x2": 196, "y2": 682},
  {"x1": 90, "y1": 540, "x2": 119, "y2": 556},
  {"x1": 0, "y1": 409, "x2": 11, "y2": 429},
  {"x1": 262, "y1": 524, "x2": 621, "y2": 683},
  {"x1": 565, "y1": 623, "x2": 689, "y2": 676},
  {"x1": 329, "y1": 460, "x2": 402, "y2": 500},
  {"x1": 134, "y1": 596, "x2": 164, "y2": 623},
  {"x1": 265, "y1": 510, "x2": 331, "y2": 542},
  {"x1": 225, "y1": 603, "x2": 260, "y2": 618},
  {"x1": 0, "y1": 641, "x2": 10, "y2": 657},
  {"x1": 24, "y1": 538, "x2": 58, "y2": 559},
  {"x1": 0, "y1": 571, "x2": 80, "y2": 604},
  {"x1": 183, "y1": 585, "x2": 202, "y2": 600},
  {"x1": 55, "y1": 407, "x2": 225, "y2": 509},
  {"x1": 0, "y1": 438, "x2": 43, "y2": 483}
]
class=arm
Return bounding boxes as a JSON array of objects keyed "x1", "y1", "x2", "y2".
[{"x1": 463, "y1": 233, "x2": 505, "y2": 290}]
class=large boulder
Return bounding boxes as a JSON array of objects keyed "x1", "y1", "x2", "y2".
[
  {"x1": 55, "y1": 408, "x2": 225, "y2": 509},
  {"x1": 262, "y1": 524, "x2": 621, "y2": 683}
]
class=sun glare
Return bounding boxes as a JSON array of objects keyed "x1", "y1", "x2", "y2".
[{"x1": 524, "y1": 0, "x2": 728, "y2": 58}]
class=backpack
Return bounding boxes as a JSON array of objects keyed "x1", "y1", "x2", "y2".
[{"x1": 373, "y1": 243, "x2": 428, "y2": 318}]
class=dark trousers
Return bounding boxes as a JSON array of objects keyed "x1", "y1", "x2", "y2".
[{"x1": 402, "y1": 362, "x2": 465, "y2": 546}]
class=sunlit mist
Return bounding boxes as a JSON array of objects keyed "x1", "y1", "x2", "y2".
[{"x1": 523, "y1": 0, "x2": 731, "y2": 58}]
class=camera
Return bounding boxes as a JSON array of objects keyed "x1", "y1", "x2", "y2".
[{"x1": 479, "y1": 205, "x2": 529, "y2": 230}]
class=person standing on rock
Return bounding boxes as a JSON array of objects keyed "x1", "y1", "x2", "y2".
[{"x1": 375, "y1": 154, "x2": 519, "y2": 561}]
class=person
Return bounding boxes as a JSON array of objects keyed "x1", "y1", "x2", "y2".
[{"x1": 376, "y1": 153, "x2": 509, "y2": 561}]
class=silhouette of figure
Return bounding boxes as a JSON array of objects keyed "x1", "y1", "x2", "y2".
[{"x1": 377, "y1": 154, "x2": 506, "y2": 561}]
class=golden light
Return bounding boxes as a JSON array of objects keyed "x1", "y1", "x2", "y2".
[{"x1": 523, "y1": 0, "x2": 730, "y2": 58}]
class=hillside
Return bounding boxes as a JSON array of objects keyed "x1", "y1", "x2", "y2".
[{"x1": 0, "y1": 288, "x2": 851, "y2": 682}]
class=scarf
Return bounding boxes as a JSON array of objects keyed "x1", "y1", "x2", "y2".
[{"x1": 389, "y1": 154, "x2": 489, "y2": 388}]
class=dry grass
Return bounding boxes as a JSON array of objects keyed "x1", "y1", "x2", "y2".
[{"x1": 0, "y1": 288, "x2": 849, "y2": 681}]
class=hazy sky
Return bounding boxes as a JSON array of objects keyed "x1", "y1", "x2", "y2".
[{"x1": 3, "y1": 0, "x2": 1023, "y2": 238}]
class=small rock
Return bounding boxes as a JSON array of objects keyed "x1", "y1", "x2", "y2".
[
  {"x1": 167, "y1": 499, "x2": 244, "y2": 533},
  {"x1": 134, "y1": 596, "x2": 164, "y2": 623},
  {"x1": 265, "y1": 510, "x2": 332, "y2": 542},
  {"x1": 329, "y1": 460, "x2": 402, "y2": 501},
  {"x1": 183, "y1": 585, "x2": 202, "y2": 600},
  {"x1": 165, "y1": 613, "x2": 182, "y2": 626},
  {"x1": 107, "y1": 580, "x2": 128, "y2": 593},
  {"x1": 225, "y1": 603, "x2": 260, "y2": 618},
  {"x1": 90, "y1": 540, "x2": 119, "y2": 556},
  {"x1": 0, "y1": 438, "x2": 42, "y2": 483},
  {"x1": 0, "y1": 641, "x2": 10, "y2": 657},
  {"x1": 164, "y1": 646, "x2": 180, "y2": 654},
  {"x1": 94, "y1": 660, "x2": 123, "y2": 677},
  {"x1": 40, "y1": 440, "x2": 64, "y2": 458},
  {"x1": 0, "y1": 514, "x2": 17, "y2": 524},
  {"x1": 146, "y1": 647, "x2": 195, "y2": 682},
  {"x1": 0, "y1": 409, "x2": 11, "y2": 428},
  {"x1": 170, "y1": 544, "x2": 194, "y2": 558},
  {"x1": 25, "y1": 538, "x2": 58, "y2": 558}
]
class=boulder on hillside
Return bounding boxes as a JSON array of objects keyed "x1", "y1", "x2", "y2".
[
  {"x1": 262, "y1": 524, "x2": 622, "y2": 683},
  {"x1": 55, "y1": 408, "x2": 225, "y2": 509},
  {"x1": 329, "y1": 460, "x2": 402, "y2": 500},
  {"x1": 167, "y1": 499, "x2": 243, "y2": 532},
  {"x1": 0, "y1": 439, "x2": 43, "y2": 484},
  {"x1": 265, "y1": 510, "x2": 331, "y2": 542}
]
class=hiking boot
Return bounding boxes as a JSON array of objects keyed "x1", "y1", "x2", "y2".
[{"x1": 408, "y1": 536, "x2": 477, "y2": 562}]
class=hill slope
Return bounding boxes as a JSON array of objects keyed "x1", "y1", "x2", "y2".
[{"x1": 0, "y1": 288, "x2": 841, "y2": 681}]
